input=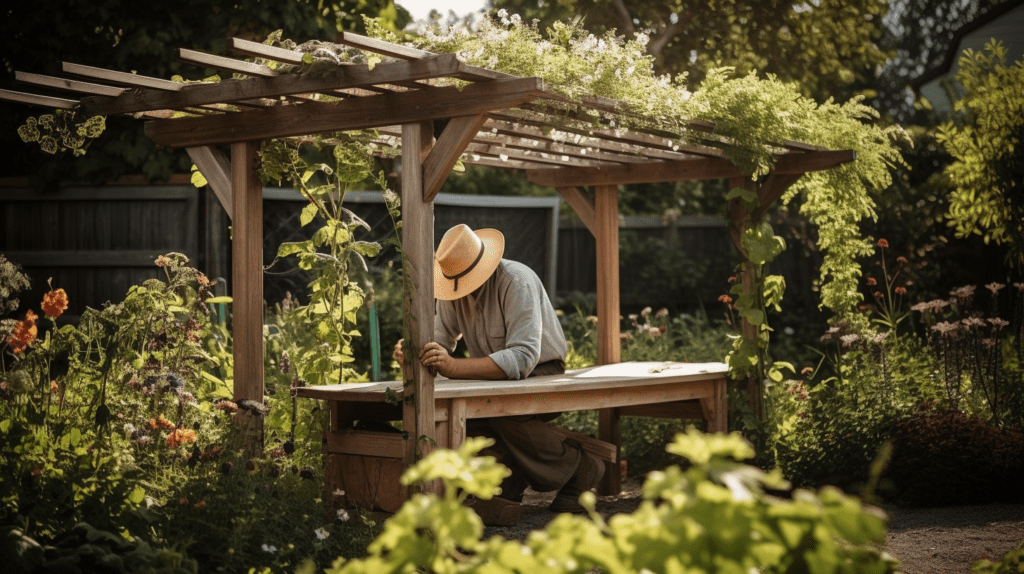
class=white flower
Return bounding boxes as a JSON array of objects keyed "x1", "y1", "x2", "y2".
[
  {"x1": 314, "y1": 527, "x2": 330, "y2": 540},
  {"x1": 337, "y1": 508, "x2": 350, "y2": 522},
  {"x1": 261, "y1": 544, "x2": 278, "y2": 553}
]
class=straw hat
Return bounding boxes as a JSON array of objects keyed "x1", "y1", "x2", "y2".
[{"x1": 434, "y1": 224, "x2": 504, "y2": 301}]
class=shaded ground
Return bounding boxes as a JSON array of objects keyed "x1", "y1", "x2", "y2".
[{"x1": 484, "y1": 481, "x2": 1024, "y2": 572}]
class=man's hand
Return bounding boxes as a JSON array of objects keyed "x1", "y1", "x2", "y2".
[
  {"x1": 419, "y1": 342, "x2": 455, "y2": 378},
  {"x1": 393, "y1": 339, "x2": 405, "y2": 364}
]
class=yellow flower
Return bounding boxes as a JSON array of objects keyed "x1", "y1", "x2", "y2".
[{"x1": 41, "y1": 288, "x2": 69, "y2": 319}]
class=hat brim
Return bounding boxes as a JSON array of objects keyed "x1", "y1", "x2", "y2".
[{"x1": 433, "y1": 229, "x2": 504, "y2": 301}]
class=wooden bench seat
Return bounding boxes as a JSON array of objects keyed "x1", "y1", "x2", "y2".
[{"x1": 296, "y1": 360, "x2": 729, "y2": 511}]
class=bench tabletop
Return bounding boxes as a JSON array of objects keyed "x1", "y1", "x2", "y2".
[{"x1": 294, "y1": 361, "x2": 729, "y2": 403}]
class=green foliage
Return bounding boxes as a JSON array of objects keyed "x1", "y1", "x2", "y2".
[
  {"x1": 17, "y1": 111, "x2": 105, "y2": 157},
  {"x1": 324, "y1": 429, "x2": 897, "y2": 573},
  {"x1": 489, "y1": 0, "x2": 890, "y2": 104},
  {"x1": 938, "y1": 40, "x2": 1024, "y2": 268},
  {"x1": 0, "y1": 254, "x2": 31, "y2": 316},
  {"x1": 3, "y1": 522, "x2": 197, "y2": 574}
]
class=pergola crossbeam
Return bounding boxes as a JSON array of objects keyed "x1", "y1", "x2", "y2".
[
  {"x1": 144, "y1": 76, "x2": 553, "y2": 148},
  {"x1": 63, "y1": 62, "x2": 183, "y2": 91},
  {"x1": 0, "y1": 89, "x2": 78, "y2": 109}
]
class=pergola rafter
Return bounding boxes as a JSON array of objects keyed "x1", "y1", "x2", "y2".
[{"x1": 2, "y1": 29, "x2": 856, "y2": 496}]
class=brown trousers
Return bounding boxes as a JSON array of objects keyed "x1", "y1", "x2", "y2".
[{"x1": 467, "y1": 359, "x2": 580, "y2": 496}]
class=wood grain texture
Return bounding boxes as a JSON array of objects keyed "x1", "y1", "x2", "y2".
[
  {"x1": 556, "y1": 187, "x2": 596, "y2": 237},
  {"x1": 85, "y1": 54, "x2": 463, "y2": 116},
  {"x1": 598, "y1": 408, "x2": 622, "y2": 495},
  {"x1": 546, "y1": 425, "x2": 617, "y2": 462},
  {"x1": 177, "y1": 48, "x2": 277, "y2": 77},
  {"x1": 618, "y1": 400, "x2": 706, "y2": 419},
  {"x1": 15, "y1": 72, "x2": 124, "y2": 97},
  {"x1": 229, "y1": 37, "x2": 305, "y2": 65},
  {"x1": 144, "y1": 76, "x2": 546, "y2": 148},
  {"x1": 186, "y1": 146, "x2": 233, "y2": 220},
  {"x1": 448, "y1": 399, "x2": 466, "y2": 452},
  {"x1": 326, "y1": 429, "x2": 404, "y2": 458},
  {"x1": 230, "y1": 142, "x2": 264, "y2": 411},
  {"x1": 526, "y1": 150, "x2": 856, "y2": 188},
  {"x1": 63, "y1": 62, "x2": 182, "y2": 91},
  {"x1": 332, "y1": 454, "x2": 406, "y2": 513},
  {"x1": 400, "y1": 121, "x2": 437, "y2": 473},
  {"x1": 0, "y1": 89, "x2": 77, "y2": 109},
  {"x1": 295, "y1": 362, "x2": 730, "y2": 402},
  {"x1": 594, "y1": 185, "x2": 621, "y2": 366},
  {"x1": 423, "y1": 114, "x2": 488, "y2": 201}
]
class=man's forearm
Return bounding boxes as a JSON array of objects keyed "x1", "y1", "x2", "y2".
[{"x1": 446, "y1": 356, "x2": 507, "y2": 380}]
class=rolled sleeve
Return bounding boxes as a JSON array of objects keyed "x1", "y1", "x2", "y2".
[{"x1": 487, "y1": 276, "x2": 543, "y2": 380}]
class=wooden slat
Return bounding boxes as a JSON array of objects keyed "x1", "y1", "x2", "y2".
[
  {"x1": 448, "y1": 399, "x2": 466, "y2": 451},
  {"x1": 15, "y1": 72, "x2": 124, "y2": 97},
  {"x1": 556, "y1": 187, "x2": 596, "y2": 237},
  {"x1": 462, "y1": 380, "x2": 715, "y2": 419},
  {"x1": 326, "y1": 429, "x2": 404, "y2": 458},
  {"x1": 295, "y1": 362, "x2": 731, "y2": 402},
  {"x1": 461, "y1": 155, "x2": 547, "y2": 170},
  {"x1": 177, "y1": 48, "x2": 277, "y2": 78},
  {"x1": 337, "y1": 30, "x2": 435, "y2": 60},
  {"x1": 479, "y1": 132, "x2": 651, "y2": 165},
  {"x1": 145, "y1": 76, "x2": 549, "y2": 148},
  {"x1": 0, "y1": 89, "x2": 77, "y2": 109},
  {"x1": 400, "y1": 121, "x2": 437, "y2": 471},
  {"x1": 598, "y1": 408, "x2": 621, "y2": 494},
  {"x1": 186, "y1": 146, "x2": 233, "y2": 220},
  {"x1": 618, "y1": 400, "x2": 706, "y2": 419},
  {"x1": 545, "y1": 425, "x2": 617, "y2": 462},
  {"x1": 463, "y1": 142, "x2": 612, "y2": 168},
  {"x1": 4, "y1": 250, "x2": 164, "y2": 267},
  {"x1": 229, "y1": 37, "x2": 305, "y2": 66},
  {"x1": 486, "y1": 117, "x2": 700, "y2": 162},
  {"x1": 63, "y1": 62, "x2": 183, "y2": 91},
  {"x1": 84, "y1": 54, "x2": 464, "y2": 116},
  {"x1": 526, "y1": 150, "x2": 856, "y2": 188},
  {"x1": 423, "y1": 114, "x2": 488, "y2": 201},
  {"x1": 231, "y1": 141, "x2": 264, "y2": 411}
]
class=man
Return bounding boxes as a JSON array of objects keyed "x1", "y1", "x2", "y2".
[{"x1": 394, "y1": 224, "x2": 604, "y2": 521}]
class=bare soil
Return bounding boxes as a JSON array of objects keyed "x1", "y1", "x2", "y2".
[{"x1": 484, "y1": 481, "x2": 1024, "y2": 572}]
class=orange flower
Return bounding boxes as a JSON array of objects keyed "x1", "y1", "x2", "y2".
[
  {"x1": 873, "y1": 291, "x2": 884, "y2": 299},
  {"x1": 193, "y1": 500, "x2": 207, "y2": 509},
  {"x1": 41, "y1": 289, "x2": 68, "y2": 319},
  {"x1": 167, "y1": 428, "x2": 197, "y2": 449},
  {"x1": 149, "y1": 415, "x2": 175, "y2": 430},
  {"x1": 179, "y1": 498, "x2": 189, "y2": 505},
  {"x1": 896, "y1": 256, "x2": 908, "y2": 264},
  {"x1": 50, "y1": 381, "x2": 59, "y2": 394},
  {"x1": 895, "y1": 287, "x2": 907, "y2": 295},
  {"x1": 7, "y1": 310, "x2": 38, "y2": 354},
  {"x1": 877, "y1": 238, "x2": 889, "y2": 248},
  {"x1": 727, "y1": 276, "x2": 737, "y2": 284},
  {"x1": 866, "y1": 277, "x2": 877, "y2": 286},
  {"x1": 718, "y1": 294, "x2": 733, "y2": 304}
]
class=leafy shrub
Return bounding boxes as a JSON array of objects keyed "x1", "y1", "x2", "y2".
[
  {"x1": 3, "y1": 522, "x2": 196, "y2": 574},
  {"x1": 886, "y1": 411, "x2": 1024, "y2": 507},
  {"x1": 318, "y1": 430, "x2": 898, "y2": 574}
]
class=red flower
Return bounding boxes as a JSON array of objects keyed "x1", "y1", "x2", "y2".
[
  {"x1": 193, "y1": 500, "x2": 207, "y2": 509},
  {"x1": 895, "y1": 287, "x2": 907, "y2": 295},
  {"x1": 6, "y1": 310, "x2": 38, "y2": 354},
  {"x1": 896, "y1": 256, "x2": 908, "y2": 264},
  {"x1": 41, "y1": 289, "x2": 69, "y2": 319},
  {"x1": 873, "y1": 291, "x2": 884, "y2": 299},
  {"x1": 866, "y1": 277, "x2": 877, "y2": 286},
  {"x1": 877, "y1": 238, "x2": 889, "y2": 248}
]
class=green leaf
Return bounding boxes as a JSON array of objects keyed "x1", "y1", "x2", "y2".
[
  {"x1": 300, "y1": 202, "x2": 319, "y2": 226},
  {"x1": 190, "y1": 165, "x2": 208, "y2": 188},
  {"x1": 278, "y1": 241, "x2": 313, "y2": 258},
  {"x1": 129, "y1": 486, "x2": 146, "y2": 505}
]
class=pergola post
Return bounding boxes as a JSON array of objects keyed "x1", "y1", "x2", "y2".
[
  {"x1": 594, "y1": 184, "x2": 622, "y2": 495},
  {"x1": 400, "y1": 121, "x2": 438, "y2": 487},
  {"x1": 230, "y1": 141, "x2": 264, "y2": 448}
]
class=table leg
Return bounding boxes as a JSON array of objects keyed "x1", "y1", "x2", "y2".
[
  {"x1": 448, "y1": 399, "x2": 466, "y2": 451},
  {"x1": 597, "y1": 408, "x2": 621, "y2": 495}
]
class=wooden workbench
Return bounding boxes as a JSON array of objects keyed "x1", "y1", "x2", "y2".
[{"x1": 296, "y1": 361, "x2": 729, "y2": 511}]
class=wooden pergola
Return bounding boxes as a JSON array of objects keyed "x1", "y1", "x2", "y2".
[{"x1": 2, "y1": 31, "x2": 854, "y2": 488}]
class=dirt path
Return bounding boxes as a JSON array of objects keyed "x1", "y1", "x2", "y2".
[{"x1": 484, "y1": 483, "x2": 1024, "y2": 572}]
